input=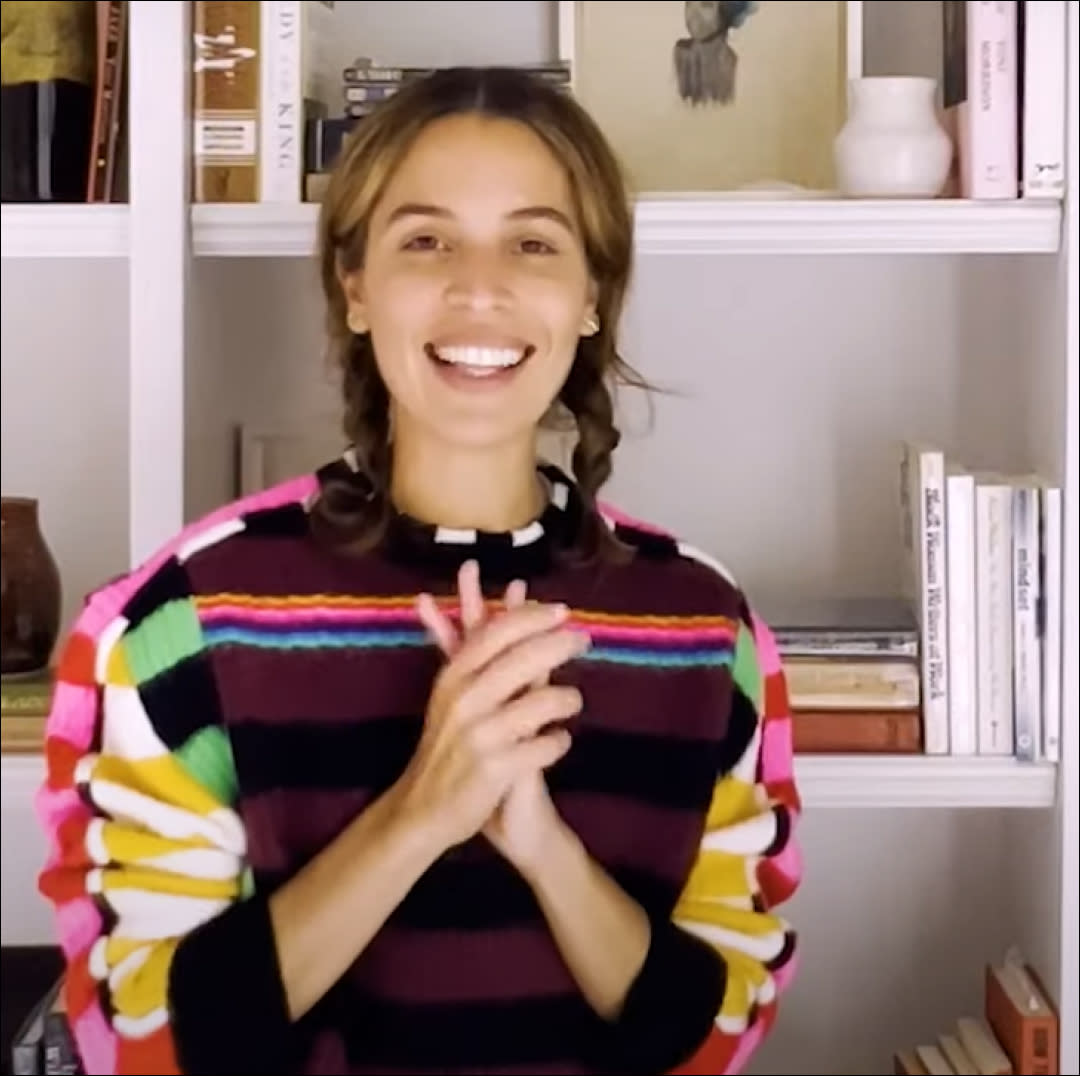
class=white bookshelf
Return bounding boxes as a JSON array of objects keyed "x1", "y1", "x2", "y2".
[
  {"x1": 3, "y1": 199, "x2": 1062, "y2": 260},
  {"x1": 4, "y1": 199, "x2": 1061, "y2": 261},
  {"x1": 0, "y1": 204, "x2": 130, "y2": 258},
  {"x1": 184, "y1": 198, "x2": 1064, "y2": 258},
  {"x1": 0, "y1": 752, "x2": 1057, "y2": 816},
  {"x1": 1, "y1": 3, "x2": 1077, "y2": 1074}
]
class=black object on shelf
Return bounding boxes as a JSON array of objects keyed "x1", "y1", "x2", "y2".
[
  {"x1": 0, "y1": 81, "x2": 94, "y2": 203},
  {"x1": 1, "y1": 947, "x2": 63, "y2": 1076},
  {"x1": 0, "y1": 1, "x2": 97, "y2": 204}
]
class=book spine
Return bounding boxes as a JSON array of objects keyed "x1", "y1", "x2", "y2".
[
  {"x1": 42, "y1": 1011, "x2": 79, "y2": 1075},
  {"x1": 964, "y1": 0, "x2": 1019, "y2": 199},
  {"x1": 192, "y1": 0, "x2": 261, "y2": 203},
  {"x1": 1039, "y1": 484, "x2": 1062, "y2": 760},
  {"x1": 259, "y1": 0, "x2": 303, "y2": 202},
  {"x1": 793, "y1": 710, "x2": 922, "y2": 754},
  {"x1": 1020, "y1": 0, "x2": 1066, "y2": 198},
  {"x1": 904, "y1": 444, "x2": 950, "y2": 755},
  {"x1": 1011, "y1": 482, "x2": 1041, "y2": 761},
  {"x1": 86, "y1": 0, "x2": 125, "y2": 203},
  {"x1": 975, "y1": 482, "x2": 1014, "y2": 755},
  {"x1": 945, "y1": 470, "x2": 978, "y2": 755}
]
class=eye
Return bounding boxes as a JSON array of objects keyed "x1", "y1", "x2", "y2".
[
  {"x1": 402, "y1": 234, "x2": 448, "y2": 253},
  {"x1": 517, "y1": 237, "x2": 557, "y2": 255}
]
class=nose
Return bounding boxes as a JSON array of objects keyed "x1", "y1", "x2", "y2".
[{"x1": 444, "y1": 245, "x2": 510, "y2": 311}]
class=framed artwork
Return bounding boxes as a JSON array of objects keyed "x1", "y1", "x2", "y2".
[{"x1": 557, "y1": 1, "x2": 863, "y2": 196}]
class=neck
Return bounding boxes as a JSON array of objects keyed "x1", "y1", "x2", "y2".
[{"x1": 389, "y1": 427, "x2": 545, "y2": 533}]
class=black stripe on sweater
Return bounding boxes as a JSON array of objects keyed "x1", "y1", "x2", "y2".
[
  {"x1": 229, "y1": 718, "x2": 724, "y2": 812},
  {"x1": 253, "y1": 854, "x2": 682, "y2": 930},
  {"x1": 322, "y1": 989, "x2": 606, "y2": 1070}
]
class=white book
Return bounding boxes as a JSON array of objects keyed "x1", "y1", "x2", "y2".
[
  {"x1": 899, "y1": 442, "x2": 949, "y2": 755},
  {"x1": 1011, "y1": 480, "x2": 1042, "y2": 761},
  {"x1": 1021, "y1": 0, "x2": 1067, "y2": 198},
  {"x1": 945, "y1": 466, "x2": 978, "y2": 755},
  {"x1": 260, "y1": 1, "x2": 304, "y2": 203},
  {"x1": 973, "y1": 476, "x2": 1014, "y2": 755},
  {"x1": 259, "y1": 1, "x2": 338, "y2": 203}
]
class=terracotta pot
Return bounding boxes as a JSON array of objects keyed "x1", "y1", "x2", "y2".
[{"x1": 1, "y1": 497, "x2": 62, "y2": 678}]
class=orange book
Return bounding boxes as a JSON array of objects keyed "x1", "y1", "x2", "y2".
[{"x1": 985, "y1": 960, "x2": 1059, "y2": 1075}]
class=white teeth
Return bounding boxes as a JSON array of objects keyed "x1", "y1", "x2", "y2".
[{"x1": 433, "y1": 346, "x2": 525, "y2": 368}]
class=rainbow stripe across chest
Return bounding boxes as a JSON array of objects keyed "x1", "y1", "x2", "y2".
[{"x1": 194, "y1": 593, "x2": 737, "y2": 669}]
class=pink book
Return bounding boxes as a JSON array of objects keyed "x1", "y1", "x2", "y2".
[{"x1": 942, "y1": 0, "x2": 1018, "y2": 200}]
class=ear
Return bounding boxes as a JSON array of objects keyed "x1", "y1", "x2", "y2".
[
  {"x1": 336, "y1": 255, "x2": 369, "y2": 335},
  {"x1": 581, "y1": 278, "x2": 600, "y2": 337}
]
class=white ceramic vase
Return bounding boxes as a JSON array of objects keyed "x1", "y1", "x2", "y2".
[{"x1": 834, "y1": 77, "x2": 952, "y2": 199}]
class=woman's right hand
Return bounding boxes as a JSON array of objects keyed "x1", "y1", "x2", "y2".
[{"x1": 393, "y1": 593, "x2": 588, "y2": 852}]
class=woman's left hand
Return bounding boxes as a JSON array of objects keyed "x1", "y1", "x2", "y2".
[{"x1": 416, "y1": 561, "x2": 569, "y2": 877}]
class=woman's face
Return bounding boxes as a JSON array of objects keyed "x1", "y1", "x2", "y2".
[{"x1": 343, "y1": 112, "x2": 599, "y2": 456}]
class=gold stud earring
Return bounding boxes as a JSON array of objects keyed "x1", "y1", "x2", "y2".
[
  {"x1": 347, "y1": 310, "x2": 367, "y2": 335},
  {"x1": 582, "y1": 313, "x2": 600, "y2": 336}
]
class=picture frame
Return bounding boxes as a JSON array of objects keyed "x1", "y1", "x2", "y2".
[
  {"x1": 557, "y1": 1, "x2": 864, "y2": 196},
  {"x1": 234, "y1": 422, "x2": 346, "y2": 496}
]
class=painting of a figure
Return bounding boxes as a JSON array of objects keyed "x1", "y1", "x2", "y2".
[
  {"x1": 674, "y1": 1, "x2": 760, "y2": 105},
  {"x1": 563, "y1": 1, "x2": 856, "y2": 194}
]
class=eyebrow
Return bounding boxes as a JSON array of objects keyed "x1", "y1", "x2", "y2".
[{"x1": 385, "y1": 202, "x2": 576, "y2": 232}]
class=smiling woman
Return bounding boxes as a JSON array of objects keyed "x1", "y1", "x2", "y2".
[
  {"x1": 313, "y1": 68, "x2": 643, "y2": 550},
  {"x1": 35, "y1": 65, "x2": 802, "y2": 1076}
]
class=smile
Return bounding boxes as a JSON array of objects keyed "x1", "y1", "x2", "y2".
[{"x1": 424, "y1": 342, "x2": 535, "y2": 378}]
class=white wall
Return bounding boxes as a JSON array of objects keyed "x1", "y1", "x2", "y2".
[{"x1": 0, "y1": 260, "x2": 130, "y2": 638}]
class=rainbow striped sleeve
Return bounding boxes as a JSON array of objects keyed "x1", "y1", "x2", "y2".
[
  {"x1": 34, "y1": 476, "x2": 316, "y2": 1076},
  {"x1": 667, "y1": 604, "x2": 802, "y2": 1076}
]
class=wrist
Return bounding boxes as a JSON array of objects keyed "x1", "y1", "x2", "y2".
[
  {"x1": 359, "y1": 780, "x2": 449, "y2": 870},
  {"x1": 519, "y1": 815, "x2": 585, "y2": 892}
]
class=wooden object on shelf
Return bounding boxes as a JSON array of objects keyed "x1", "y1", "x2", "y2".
[
  {"x1": 0, "y1": 499, "x2": 61, "y2": 680},
  {"x1": 0, "y1": 669, "x2": 52, "y2": 756}
]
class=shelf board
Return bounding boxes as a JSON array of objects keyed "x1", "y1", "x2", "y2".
[
  {"x1": 0, "y1": 752, "x2": 1056, "y2": 811},
  {"x1": 0, "y1": 204, "x2": 129, "y2": 258},
  {"x1": 191, "y1": 196, "x2": 1062, "y2": 258},
  {"x1": 795, "y1": 755, "x2": 1057, "y2": 809}
]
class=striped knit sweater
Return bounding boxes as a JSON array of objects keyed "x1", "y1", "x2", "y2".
[{"x1": 36, "y1": 459, "x2": 802, "y2": 1076}]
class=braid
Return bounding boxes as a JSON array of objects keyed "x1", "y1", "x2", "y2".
[
  {"x1": 555, "y1": 334, "x2": 648, "y2": 563},
  {"x1": 308, "y1": 326, "x2": 396, "y2": 553}
]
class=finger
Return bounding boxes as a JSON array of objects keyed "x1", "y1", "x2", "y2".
[
  {"x1": 472, "y1": 685, "x2": 583, "y2": 749},
  {"x1": 455, "y1": 628, "x2": 590, "y2": 717},
  {"x1": 503, "y1": 578, "x2": 527, "y2": 610},
  {"x1": 503, "y1": 580, "x2": 548, "y2": 689},
  {"x1": 501, "y1": 727, "x2": 573, "y2": 777},
  {"x1": 416, "y1": 592, "x2": 461, "y2": 657},
  {"x1": 458, "y1": 559, "x2": 486, "y2": 635},
  {"x1": 442, "y1": 601, "x2": 573, "y2": 688}
]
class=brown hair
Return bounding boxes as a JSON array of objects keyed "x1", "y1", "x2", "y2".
[{"x1": 310, "y1": 65, "x2": 650, "y2": 561}]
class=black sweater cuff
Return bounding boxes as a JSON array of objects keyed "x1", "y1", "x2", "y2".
[
  {"x1": 169, "y1": 894, "x2": 295, "y2": 1075},
  {"x1": 591, "y1": 917, "x2": 725, "y2": 1074}
]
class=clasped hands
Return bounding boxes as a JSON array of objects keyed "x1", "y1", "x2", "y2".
[{"x1": 394, "y1": 560, "x2": 589, "y2": 879}]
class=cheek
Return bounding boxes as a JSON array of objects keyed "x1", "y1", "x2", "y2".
[
  {"x1": 368, "y1": 273, "x2": 442, "y2": 332},
  {"x1": 520, "y1": 270, "x2": 591, "y2": 325}
]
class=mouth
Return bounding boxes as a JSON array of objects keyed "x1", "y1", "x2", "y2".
[{"x1": 424, "y1": 341, "x2": 536, "y2": 379}]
